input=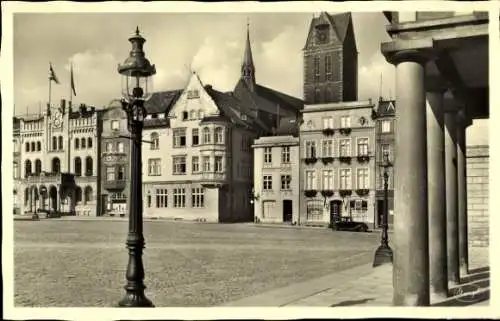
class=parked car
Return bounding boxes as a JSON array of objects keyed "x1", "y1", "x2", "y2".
[{"x1": 331, "y1": 216, "x2": 370, "y2": 232}]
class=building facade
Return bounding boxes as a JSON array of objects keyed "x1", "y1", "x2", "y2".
[
  {"x1": 252, "y1": 135, "x2": 300, "y2": 224},
  {"x1": 13, "y1": 117, "x2": 22, "y2": 214},
  {"x1": 100, "y1": 102, "x2": 130, "y2": 217},
  {"x1": 374, "y1": 98, "x2": 396, "y2": 227},
  {"x1": 299, "y1": 101, "x2": 376, "y2": 227},
  {"x1": 18, "y1": 99, "x2": 102, "y2": 216}
]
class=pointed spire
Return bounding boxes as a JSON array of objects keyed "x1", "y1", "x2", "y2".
[{"x1": 241, "y1": 18, "x2": 256, "y2": 91}]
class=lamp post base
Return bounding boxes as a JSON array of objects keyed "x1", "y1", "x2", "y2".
[
  {"x1": 373, "y1": 244, "x2": 393, "y2": 267},
  {"x1": 118, "y1": 290, "x2": 154, "y2": 307}
]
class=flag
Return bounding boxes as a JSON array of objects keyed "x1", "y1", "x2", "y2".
[
  {"x1": 70, "y1": 64, "x2": 76, "y2": 96},
  {"x1": 49, "y1": 62, "x2": 60, "y2": 84}
]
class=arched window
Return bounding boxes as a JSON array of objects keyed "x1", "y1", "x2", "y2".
[
  {"x1": 25, "y1": 142, "x2": 30, "y2": 152},
  {"x1": 35, "y1": 159, "x2": 42, "y2": 174},
  {"x1": 214, "y1": 127, "x2": 223, "y2": 144},
  {"x1": 150, "y1": 132, "x2": 159, "y2": 150},
  {"x1": 81, "y1": 138, "x2": 86, "y2": 149},
  {"x1": 85, "y1": 156, "x2": 93, "y2": 176},
  {"x1": 118, "y1": 165, "x2": 125, "y2": 180},
  {"x1": 74, "y1": 157, "x2": 82, "y2": 176},
  {"x1": 31, "y1": 142, "x2": 35, "y2": 152},
  {"x1": 84, "y1": 186, "x2": 93, "y2": 204},
  {"x1": 58, "y1": 136, "x2": 63, "y2": 150},
  {"x1": 24, "y1": 159, "x2": 32, "y2": 177},
  {"x1": 117, "y1": 142, "x2": 124, "y2": 153},
  {"x1": 37, "y1": 141, "x2": 41, "y2": 151},
  {"x1": 52, "y1": 136, "x2": 57, "y2": 151},
  {"x1": 87, "y1": 137, "x2": 93, "y2": 148},
  {"x1": 75, "y1": 186, "x2": 82, "y2": 204},
  {"x1": 51, "y1": 157, "x2": 61, "y2": 173},
  {"x1": 203, "y1": 127, "x2": 211, "y2": 144},
  {"x1": 75, "y1": 138, "x2": 80, "y2": 149}
]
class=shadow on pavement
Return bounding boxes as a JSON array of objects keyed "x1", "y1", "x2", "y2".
[{"x1": 330, "y1": 298, "x2": 375, "y2": 307}]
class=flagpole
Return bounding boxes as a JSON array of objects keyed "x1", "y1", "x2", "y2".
[
  {"x1": 49, "y1": 76, "x2": 52, "y2": 109},
  {"x1": 69, "y1": 62, "x2": 73, "y2": 106}
]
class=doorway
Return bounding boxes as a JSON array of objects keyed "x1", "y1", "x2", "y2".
[
  {"x1": 282, "y1": 200, "x2": 293, "y2": 222},
  {"x1": 330, "y1": 200, "x2": 342, "y2": 223},
  {"x1": 377, "y1": 200, "x2": 384, "y2": 227}
]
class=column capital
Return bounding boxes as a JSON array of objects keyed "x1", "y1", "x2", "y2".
[
  {"x1": 381, "y1": 38, "x2": 436, "y2": 66},
  {"x1": 385, "y1": 49, "x2": 435, "y2": 66}
]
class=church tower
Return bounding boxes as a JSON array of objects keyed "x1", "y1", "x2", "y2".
[
  {"x1": 303, "y1": 12, "x2": 358, "y2": 104},
  {"x1": 241, "y1": 20, "x2": 256, "y2": 92}
]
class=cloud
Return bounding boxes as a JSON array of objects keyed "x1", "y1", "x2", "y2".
[{"x1": 358, "y1": 51, "x2": 395, "y2": 101}]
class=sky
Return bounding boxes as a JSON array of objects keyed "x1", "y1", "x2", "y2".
[{"x1": 13, "y1": 11, "x2": 488, "y2": 145}]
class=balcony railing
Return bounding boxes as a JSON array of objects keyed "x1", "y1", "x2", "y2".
[
  {"x1": 103, "y1": 179, "x2": 127, "y2": 190},
  {"x1": 200, "y1": 171, "x2": 227, "y2": 187}
]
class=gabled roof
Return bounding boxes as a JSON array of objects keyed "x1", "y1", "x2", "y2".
[
  {"x1": 376, "y1": 99, "x2": 396, "y2": 117},
  {"x1": 303, "y1": 12, "x2": 353, "y2": 50},
  {"x1": 144, "y1": 89, "x2": 183, "y2": 114}
]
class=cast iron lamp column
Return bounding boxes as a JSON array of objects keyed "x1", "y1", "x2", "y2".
[
  {"x1": 373, "y1": 151, "x2": 393, "y2": 267},
  {"x1": 117, "y1": 26, "x2": 156, "y2": 308}
]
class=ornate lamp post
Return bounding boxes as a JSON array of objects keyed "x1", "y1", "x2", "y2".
[
  {"x1": 117, "y1": 26, "x2": 156, "y2": 307},
  {"x1": 373, "y1": 151, "x2": 393, "y2": 267}
]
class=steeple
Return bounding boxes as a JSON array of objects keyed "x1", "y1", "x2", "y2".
[{"x1": 241, "y1": 19, "x2": 256, "y2": 92}]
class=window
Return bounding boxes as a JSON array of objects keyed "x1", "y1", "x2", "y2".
[
  {"x1": 52, "y1": 136, "x2": 57, "y2": 151},
  {"x1": 214, "y1": 127, "x2": 223, "y2": 144},
  {"x1": 111, "y1": 120, "x2": 120, "y2": 131},
  {"x1": 187, "y1": 89, "x2": 200, "y2": 99},
  {"x1": 339, "y1": 139, "x2": 351, "y2": 157},
  {"x1": 173, "y1": 128, "x2": 187, "y2": 147},
  {"x1": 192, "y1": 129, "x2": 199, "y2": 146},
  {"x1": 84, "y1": 186, "x2": 93, "y2": 204},
  {"x1": 106, "y1": 142, "x2": 113, "y2": 153},
  {"x1": 357, "y1": 138, "x2": 369, "y2": 156},
  {"x1": 322, "y1": 170, "x2": 334, "y2": 190},
  {"x1": 88, "y1": 137, "x2": 93, "y2": 148},
  {"x1": 192, "y1": 187, "x2": 204, "y2": 208},
  {"x1": 148, "y1": 158, "x2": 161, "y2": 176},
  {"x1": 25, "y1": 142, "x2": 30, "y2": 152},
  {"x1": 281, "y1": 146, "x2": 290, "y2": 164},
  {"x1": 192, "y1": 156, "x2": 200, "y2": 173},
  {"x1": 182, "y1": 111, "x2": 189, "y2": 120},
  {"x1": 322, "y1": 140, "x2": 333, "y2": 157},
  {"x1": 118, "y1": 166, "x2": 125, "y2": 180},
  {"x1": 280, "y1": 175, "x2": 291, "y2": 190},
  {"x1": 263, "y1": 175, "x2": 273, "y2": 191},
  {"x1": 264, "y1": 147, "x2": 272, "y2": 164},
  {"x1": 203, "y1": 156, "x2": 210, "y2": 172},
  {"x1": 13, "y1": 162, "x2": 19, "y2": 179},
  {"x1": 306, "y1": 200, "x2": 323, "y2": 221},
  {"x1": 203, "y1": 127, "x2": 211, "y2": 144},
  {"x1": 381, "y1": 144, "x2": 391, "y2": 161},
  {"x1": 156, "y1": 189, "x2": 168, "y2": 208},
  {"x1": 325, "y1": 54, "x2": 332, "y2": 81},
  {"x1": 52, "y1": 157, "x2": 60, "y2": 173},
  {"x1": 215, "y1": 156, "x2": 223, "y2": 173},
  {"x1": 381, "y1": 120, "x2": 392, "y2": 133},
  {"x1": 323, "y1": 117, "x2": 334, "y2": 129},
  {"x1": 340, "y1": 116, "x2": 351, "y2": 128},
  {"x1": 314, "y1": 56, "x2": 320, "y2": 82},
  {"x1": 35, "y1": 159, "x2": 42, "y2": 174},
  {"x1": 173, "y1": 188, "x2": 186, "y2": 208},
  {"x1": 117, "y1": 142, "x2": 124, "y2": 153},
  {"x1": 106, "y1": 166, "x2": 115, "y2": 181},
  {"x1": 173, "y1": 156, "x2": 187, "y2": 174},
  {"x1": 357, "y1": 168, "x2": 369, "y2": 189},
  {"x1": 198, "y1": 110, "x2": 204, "y2": 119},
  {"x1": 30, "y1": 142, "x2": 35, "y2": 152},
  {"x1": 74, "y1": 157, "x2": 82, "y2": 176},
  {"x1": 147, "y1": 191, "x2": 152, "y2": 208},
  {"x1": 190, "y1": 110, "x2": 197, "y2": 120},
  {"x1": 339, "y1": 169, "x2": 352, "y2": 189},
  {"x1": 150, "y1": 132, "x2": 159, "y2": 150},
  {"x1": 305, "y1": 170, "x2": 317, "y2": 190},
  {"x1": 85, "y1": 156, "x2": 93, "y2": 176},
  {"x1": 305, "y1": 140, "x2": 317, "y2": 158},
  {"x1": 81, "y1": 137, "x2": 86, "y2": 149}
]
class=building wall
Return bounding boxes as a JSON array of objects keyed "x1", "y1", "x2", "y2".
[
  {"x1": 253, "y1": 136, "x2": 300, "y2": 224},
  {"x1": 299, "y1": 102, "x2": 376, "y2": 227},
  {"x1": 466, "y1": 145, "x2": 489, "y2": 247}
]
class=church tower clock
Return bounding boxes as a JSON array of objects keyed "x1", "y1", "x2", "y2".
[{"x1": 303, "y1": 12, "x2": 358, "y2": 104}]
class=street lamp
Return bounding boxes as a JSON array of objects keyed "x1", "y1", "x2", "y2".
[
  {"x1": 117, "y1": 26, "x2": 156, "y2": 308},
  {"x1": 373, "y1": 151, "x2": 393, "y2": 267}
]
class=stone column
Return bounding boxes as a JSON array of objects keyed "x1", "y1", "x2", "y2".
[
  {"x1": 457, "y1": 108, "x2": 470, "y2": 276},
  {"x1": 444, "y1": 103, "x2": 460, "y2": 285},
  {"x1": 426, "y1": 89, "x2": 448, "y2": 301},
  {"x1": 390, "y1": 50, "x2": 430, "y2": 306}
]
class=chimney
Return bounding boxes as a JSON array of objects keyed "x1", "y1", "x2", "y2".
[{"x1": 61, "y1": 99, "x2": 66, "y2": 114}]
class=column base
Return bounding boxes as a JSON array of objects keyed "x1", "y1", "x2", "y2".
[
  {"x1": 373, "y1": 244, "x2": 394, "y2": 267},
  {"x1": 118, "y1": 290, "x2": 154, "y2": 308}
]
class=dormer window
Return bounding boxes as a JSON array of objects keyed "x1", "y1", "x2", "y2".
[
  {"x1": 315, "y1": 25, "x2": 329, "y2": 44},
  {"x1": 187, "y1": 90, "x2": 200, "y2": 99}
]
